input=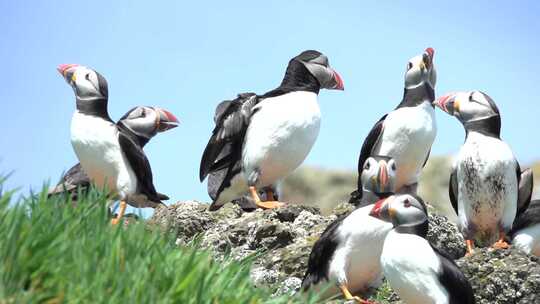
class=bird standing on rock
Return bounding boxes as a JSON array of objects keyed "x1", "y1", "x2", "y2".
[
  {"x1": 58, "y1": 64, "x2": 178, "y2": 224},
  {"x1": 355, "y1": 48, "x2": 437, "y2": 197},
  {"x1": 199, "y1": 50, "x2": 344, "y2": 211},
  {"x1": 48, "y1": 105, "x2": 179, "y2": 206},
  {"x1": 434, "y1": 91, "x2": 521, "y2": 255},
  {"x1": 301, "y1": 156, "x2": 397, "y2": 304},
  {"x1": 370, "y1": 194, "x2": 475, "y2": 304}
]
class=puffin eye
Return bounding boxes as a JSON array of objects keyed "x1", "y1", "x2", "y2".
[
  {"x1": 391, "y1": 162, "x2": 396, "y2": 170},
  {"x1": 407, "y1": 62, "x2": 413, "y2": 70},
  {"x1": 85, "y1": 73, "x2": 90, "y2": 81},
  {"x1": 403, "y1": 199, "x2": 411, "y2": 208},
  {"x1": 364, "y1": 162, "x2": 371, "y2": 170}
]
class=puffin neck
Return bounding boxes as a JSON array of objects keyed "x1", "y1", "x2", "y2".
[
  {"x1": 76, "y1": 97, "x2": 110, "y2": 119},
  {"x1": 261, "y1": 60, "x2": 320, "y2": 98},
  {"x1": 396, "y1": 82, "x2": 435, "y2": 109},
  {"x1": 464, "y1": 115, "x2": 501, "y2": 139},
  {"x1": 394, "y1": 218, "x2": 429, "y2": 238},
  {"x1": 116, "y1": 122, "x2": 150, "y2": 147}
]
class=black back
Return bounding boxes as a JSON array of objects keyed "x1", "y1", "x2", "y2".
[
  {"x1": 448, "y1": 167, "x2": 459, "y2": 215},
  {"x1": 261, "y1": 59, "x2": 321, "y2": 98},
  {"x1": 356, "y1": 114, "x2": 387, "y2": 192},
  {"x1": 510, "y1": 200, "x2": 540, "y2": 238},
  {"x1": 432, "y1": 246, "x2": 476, "y2": 304}
]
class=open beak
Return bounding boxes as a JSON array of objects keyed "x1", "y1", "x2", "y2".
[
  {"x1": 57, "y1": 64, "x2": 79, "y2": 83},
  {"x1": 377, "y1": 161, "x2": 389, "y2": 192},
  {"x1": 329, "y1": 68, "x2": 344, "y2": 90},
  {"x1": 156, "y1": 108, "x2": 180, "y2": 132},
  {"x1": 369, "y1": 196, "x2": 394, "y2": 222},
  {"x1": 434, "y1": 92, "x2": 459, "y2": 115}
]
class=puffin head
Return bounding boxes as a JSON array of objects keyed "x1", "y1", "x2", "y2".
[
  {"x1": 119, "y1": 106, "x2": 179, "y2": 139},
  {"x1": 369, "y1": 194, "x2": 427, "y2": 227},
  {"x1": 404, "y1": 47, "x2": 436, "y2": 89},
  {"x1": 291, "y1": 50, "x2": 344, "y2": 90},
  {"x1": 57, "y1": 64, "x2": 108, "y2": 101},
  {"x1": 360, "y1": 155, "x2": 397, "y2": 195},
  {"x1": 434, "y1": 91, "x2": 500, "y2": 124}
]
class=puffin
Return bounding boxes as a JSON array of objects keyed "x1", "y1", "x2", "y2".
[
  {"x1": 510, "y1": 199, "x2": 540, "y2": 256},
  {"x1": 199, "y1": 50, "x2": 344, "y2": 211},
  {"x1": 301, "y1": 156, "x2": 397, "y2": 303},
  {"x1": 48, "y1": 105, "x2": 179, "y2": 206},
  {"x1": 58, "y1": 64, "x2": 176, "y2": 224},
  {"x1": 369, "y1": 194, "x2": 476, "y2": 304},
  {"x1": 355, "y1": 48, "x2": 437, "y2": 196},
  {"x1": 434, "y1": 91, "x2": 522, "y2": 254}
]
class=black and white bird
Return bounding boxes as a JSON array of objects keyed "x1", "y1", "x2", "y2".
[
  {"x1": 510, "y1": 199, "x2": 540, "y2": 256},
  {"x1": 434, "y1": 91, "x2": 523, "y2": 254},
  {"x1": 370, "y1": 194, "x2": 475, "y2": 304},
  {"x1": 48, "y1": 105, "x2": 179, "y2": 205},
  {"x1": 301, "y1": 156, "x2": 397, "y2": 303},
  {"x1": 355, "y1": 48, "x2": 437, "y2": 196},
  {"x1": 199, "y1": 50, "x2": 344, "y2": 211},
  {"x1": 58, "y1": 64, "x2": 177, "y2": 224}
]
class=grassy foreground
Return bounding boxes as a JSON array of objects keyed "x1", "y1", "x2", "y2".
[{"x1": 0, "y1": 178, "x2": 320, "y2": 304}]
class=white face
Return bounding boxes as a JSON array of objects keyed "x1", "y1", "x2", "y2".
[
  {"x1": 59, "y1": 65, "x2": 107, "y2": 100},
  {"x1": 361, "y1": 157, "x2": 397, "y2": 193},
  {"x1": 436, "y1": 90, "x2": 499, "y2": 123},
  {"x1": 404, "y1": 49, "x2": 436, "y2": 89},
  {"x1": 121, "y1": 106, "x2": 160, "y2": 137}
]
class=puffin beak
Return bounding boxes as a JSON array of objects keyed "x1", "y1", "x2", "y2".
[
  {"x1": 422, "y1": 47, "x2": 435, "y2": 69},
  {"x1": 434, "y1": 93, "x2": 459, "y2": 115},
  {"x1": 369, "y1": 196, "x2": 394, "y2": 221},
  {"x1": 156, "y1": 108, "x2": 180, "y2": 132},
  {"x1": 377, "y1": 161, "x2": 389, "y2": 192},
  {"x1": 329, "y1": 67, "x2": 344, "y2": 90},
  {"x1": 57, "y1": 64, "x2": 79, "y2": 83}
]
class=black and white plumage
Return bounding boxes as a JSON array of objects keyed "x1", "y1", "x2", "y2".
[
  {"x1": 435, "y1": 91, "x2": 520, "y2": 250},
  {"x1": 370, "y1": 194, "x2": 475, "y2": 304},
  {"x1": 301, "y1": 156, "x2": 397, "y2": 302},
  {"x1": 58, "y1": 64, "x2": 176, "y2": 223},
  {"x1": 48, "y1": 105, "x2": 179, "y2": 206},
  {"x1": 356, "y1": 48, "x2": 437, "y2": 196},
  {"x1": 199, "y1": 50, "x2": 344, "y2": 211},
  {"x1": 510, "y1": 199, "x2": 540, "y2": 256}
]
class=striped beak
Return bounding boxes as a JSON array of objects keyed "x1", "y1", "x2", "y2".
[{"x1": 156, "y1": 108, "x2": 180, "y2": 132}]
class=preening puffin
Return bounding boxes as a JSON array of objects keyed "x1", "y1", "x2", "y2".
[
  {"x1": 48, "y1": 105, "x2": 179, "y2": 206},
  {"x1": 355, "y1": 48, "x2": 437, "y2": 197},
  {"x1": 58, "y1": 64, "x2": 177, "y2": 224},
  {"x1": 370, "y1": 194, "x2": 475, "y2": 304},
  {"x1": 199, "y1": 50, "x2": 344, "y2": 211},
  {"x1": 301, "y1": 156, "x2": 397, "y2": 303},
  {"x1": 434, "y1": 91, "x2": 521, "y2": 254}
]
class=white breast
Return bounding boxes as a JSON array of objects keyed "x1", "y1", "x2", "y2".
[
  {"x1": 381, "y1": 231, "x2": 449, "y2": 304},
  {"x1": 242, "y1": 91, "x2": 321, "y2": 186},
  {"x1": 327, "y1": 205, "x2": 393, "y2": 293},
  {"x1": 70, "y1": 112, "x2": 137, "y2": 199},
  {"x1": 456, "y1": 132, "x2": 517, "y2": 243},
  {"x1": 374, "y1": 102, "x2": 437, "y2": 190},
  {"x1": 512, "y1": 224, "x2": 540, "y2": 256}
]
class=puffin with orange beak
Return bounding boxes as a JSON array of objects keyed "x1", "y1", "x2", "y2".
[
  {"x1": 301, "y1": 156, "x2": 397, "y2": 303},
  {"x1": 199, "y1": 50, "x2": 344, "y2": 211},
  {"x1": 58, "y1": 64, "x2": 178, "y2": 224},
  {"x1": 355, "y1": 48, "x2": 437, "y2": 198},
  {"x1": 49, "y1": 105, "x2": 179, "y2": 208},
  {"x1": 369, "y1": 194, "x2": 475, "y2": 304},
  {"x1": 434, "y1": 91, "x2": 526, "y2": 255}
]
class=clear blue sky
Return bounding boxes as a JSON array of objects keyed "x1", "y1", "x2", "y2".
[{"x1": 1, "y1": 1, "x2": 539, "y2": 204}]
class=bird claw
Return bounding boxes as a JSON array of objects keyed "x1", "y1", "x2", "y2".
[
  {"x1": 492, "y1": 240, "x2": 510, "y2": 250},
  {"x1": 255, "y1": 200, "x2": 286, "y2": 209},
  {"x1": 352, "y1": 296, "x2": 376, "y2": 304}
]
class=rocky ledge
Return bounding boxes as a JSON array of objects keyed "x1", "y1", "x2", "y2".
[{"x1": 149, "y1": 201, "x2": 540, "y2": 303}]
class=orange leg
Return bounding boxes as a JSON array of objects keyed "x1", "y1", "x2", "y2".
[
  {"x1": 249, "y1": 186, "x2": 285, "y2": 209},
  {"x1": 111, "y1": 201, "x2": 127, "y2": 225},
  {"x1": 465, "y1": 239, "x2": 475, "y2": 256},
  {"x1": 339, "y1": 284, "x2": 375, "y2": 304},
  {"x1": 492, "y1": 231, "x2": 510, "y2": 249}
]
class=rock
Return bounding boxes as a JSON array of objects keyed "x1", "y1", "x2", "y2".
[
  {"x1": 274, "y1": 277, "x2": 302, "y2": 296},
  {"x1": 427, "y1": 213, "x2": 466, "y2": 259},
  {"x1": 457, "y1": 248, "x2": 540, "y2": 304}
]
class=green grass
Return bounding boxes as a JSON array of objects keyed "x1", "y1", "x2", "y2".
[{"x1": 0, "y1": 178, "x2": 321, "y2": 304}]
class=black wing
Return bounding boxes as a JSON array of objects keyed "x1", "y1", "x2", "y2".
[
  {"x1": 356, "y1": 114, "x2": 387, "y2": 190},
  {"x1": 199, "y1": 93, "x2": 259, "y2": 182},
  {"x1": 118, "y1": 131, "x2": 161, "y2": 204},
  {"x1": 432, "y1": 246, "x2": 476, "y2": 304},
  {"x1": 448, "y1": 167, "x2": 459, "y2": 216},
  {"x1": 48, "y1": 163, "x2": 90, "y2": 196},
  {"x1": 510, "y1": 200, "x2": 540, "y2": 238},
  {"x1": 301, "y1": 214, "x2": 348, "y2": 290},
  {"x1": 517, "y1": 167, "x2": 533, "y2": 217}
]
